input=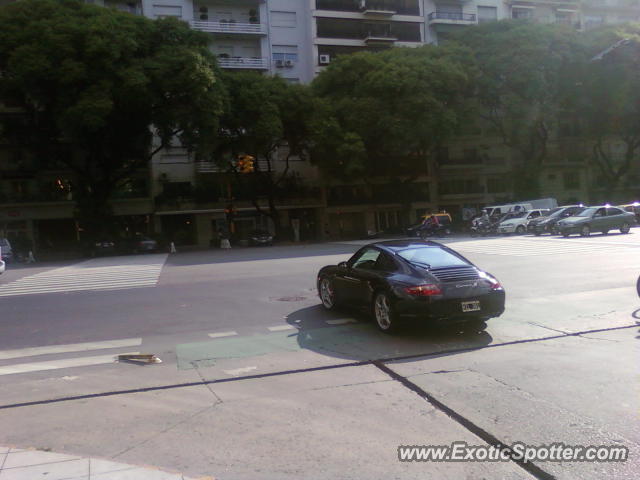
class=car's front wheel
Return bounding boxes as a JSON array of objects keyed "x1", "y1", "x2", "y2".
[
  {"x1": 580, "y1": 225, "x2": 591, "y2": 237},
  {"x1": 621, "y1": 222, "x2": 631, "y2": 234},
  {"x1": 516, "y1": 225, "x2": 526, "y2": 235},
  {"x1": 373, "y1": 291, "x2": 397, "y2": 333},
  {"x1": 319, "y1": 277, "x2": 337, "y2": 310}
]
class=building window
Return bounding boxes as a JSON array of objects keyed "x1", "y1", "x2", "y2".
[
  {"x1": 273, "y1": 45, "x2": 299, "y2": 63},
  {"x1": 477, "y1": 6, "x2": 497, "y2": 23},
  {"x1": 152, "y1": 5, "x2": 182, "y2": 18},
  {"x1": 271, "y1": 11, "x2": 296, "y2": 28},
  {"x1": 512, "y1": 7, "x2": 533, "y2": 19},
  {"x1": 563, "y1": 172, "x2": 580, "y2": 190}
]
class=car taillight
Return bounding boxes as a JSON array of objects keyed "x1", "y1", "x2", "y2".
[
  {"x1": 405, "y1": 284, "x2": 442, "y2": 296},
  {"x1": 479, "y1": 271, "x2": 502, "y2": 290}
]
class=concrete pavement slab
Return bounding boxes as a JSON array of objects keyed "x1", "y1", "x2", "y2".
[
  {"x1": 0, "y1": 447, "x2": 207, "y2": 480},
  {"x1": 386, "y1": 329, "x2": 640, "y2": 479}
]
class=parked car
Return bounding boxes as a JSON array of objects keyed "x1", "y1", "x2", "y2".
[
  {"x1": 249, "y1": 229, "x2": 274, "y2": 246},
  {"x1": 405, "y1": 213, "x2": 452, "y2": 238},
  {"x1": 0, "y1": 238, "x2": 13, "y2": 263},
  {"x1": 527, "y1": 205, "x2": 585, "y2": 235},
  {"x1": 0, "y1": 257, "x2": 5, "y2": 274},
  {"x1": 557, "y1": 206, "x2": 635, "y2": 237},
  {"x1": 316, "y1": 240, "x2": 505, "y2": 333},
  {"x1": 619, "y1": 203, "x2": 640, "y2": 224},
  {"x1": 82, "y1": 239, "x2": 117, "y2": 257},
  {"x1": 122, "y1": 235, "x2": 158, "y2": 254},
  {"x1": 498, "y1": 209, "x2": 550, "y2": 235}
]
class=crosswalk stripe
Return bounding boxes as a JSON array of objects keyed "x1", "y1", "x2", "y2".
[
  {"x1": 0, "y1": 255, "x2": 167, "y2": 297},
  {"x1": 208, "y1": 331, "x2": 238, "y2": 339},
  {"x1": 0, "y1": 352, "x2": 138, "y2": 376},
  {"x1": 0, "y1": 338, "x2": 143, "y2": 360}
]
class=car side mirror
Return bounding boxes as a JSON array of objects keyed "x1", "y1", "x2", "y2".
[{"x1": 338, "y1": 261, "x2": 348, "y2": 268}]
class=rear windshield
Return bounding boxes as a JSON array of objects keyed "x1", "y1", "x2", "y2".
[
  {"x1": 397, "y1": 246, "x2": 468, "y2": 268},
  {"x1": 0, "y1": 239, "x2": 9, "y2": 246}
]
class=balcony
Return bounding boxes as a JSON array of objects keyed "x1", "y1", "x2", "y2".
[
  {"x1": 190, "y1": 21, "x2": 266, "y2": 35},
  {"x1": 216, "y1": 57, "x2": 269, "y2": 70},
  {"x1": 364, "y1": 34, "x2": 398, "y2": 44},
  {"x1": 428, "y1": 12, "x2": 477, "y2": 25},
  {"x1": 360, "y1": 1, "x2": 397, "y2": 16}
]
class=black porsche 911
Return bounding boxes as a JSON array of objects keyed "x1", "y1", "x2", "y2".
[{"x1": 317, "y1": 240, "x2": 505, "y2": 333}]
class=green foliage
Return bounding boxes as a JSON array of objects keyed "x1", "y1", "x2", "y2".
[
  {"x1": 577, "y1": 24, "x2": 640, "y2": 195},
  {"x1": 216, "y1": 72, "x2": 316, "y2": 227},
  {"x1": 0, "y1": 0, "x2": 226, "y2": 235},
  {"x1": 450, "y1": 20, "x2": 582, "y2": 197},
  {"x1": 310, "y1": 46, "x2": 472, "y2": 181}
]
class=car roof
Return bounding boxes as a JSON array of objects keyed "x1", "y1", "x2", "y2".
[{"x1": 371, "y1": 240, "x2": 444, "y2": 252}]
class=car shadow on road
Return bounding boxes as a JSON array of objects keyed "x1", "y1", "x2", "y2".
[{"x1": 284, "y1": 305, "x2": 493, "y2": 364}]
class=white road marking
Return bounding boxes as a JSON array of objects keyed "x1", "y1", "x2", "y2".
[
  {"x1": 223, "y1": 366, "x2": 257, "y2": 376},
  {"x1": 0, "y1": 255, "x2": 167, "y2": 297},
  {"x1": 208, "y1": 331, "x2": 238, "y2": 339},
  {"x1": 0, "y1": 338, "x2": 143, "y2": 360},
  {"x1": 267, "y1": 325, "x2": 298, "y2": 331},
  {"x1": 326, "y1": 319, "x2": 358, "y2": 325},
  {"x1": 0, "y1": 352, "x2": 139, "y2": 376}
]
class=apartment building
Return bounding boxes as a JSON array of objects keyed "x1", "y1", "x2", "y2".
[{"x1": 2, "y1": 0, "x2": 639, "y2": 249}]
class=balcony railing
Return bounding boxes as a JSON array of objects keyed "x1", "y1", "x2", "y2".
[
  {"x1": 216, "y1": 57, "x2": 269, "y2": 69},
  {"x1": 190, "y1": 21, "x2": 266, "y2": 34},
  {"x1": 428, "y1": 12, "x2": 477, "y2": 23}
]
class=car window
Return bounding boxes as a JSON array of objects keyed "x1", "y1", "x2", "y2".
[
  {"x1": 594, "y1": 208, "x2": 606, "y2": 217},
  {"x1": 397, "y1": 246, "x2": 468, "y2": 268},
  {"x1": 528, "y1": 211, "x2": 541, "y2": 218},
  {"x1": 350, "y1": 248, "x2": 380, "y2": 270},
  {"x1": 0, "y1": 239, "x2": 8, "y2": 247},
  {"x1": 375, "y1": 252, "x2": 397, "y2": 273},
  {"x1": 606, "y1": 208, "x2": 623, "y2": 216}
]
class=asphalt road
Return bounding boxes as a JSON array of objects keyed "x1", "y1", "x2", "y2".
[{"x1": 0, "y1": 233, "x2": 638, "y2": 480}]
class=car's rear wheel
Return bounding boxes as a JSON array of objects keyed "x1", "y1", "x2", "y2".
[
  {"x1": 621, "y1": 222, "x2": 631, "y2": 234},
  {"x1": 562, "y1": 231, "x2": 570, "y2": 238},
  {"x1": 373, "y1": 292, "x2": 397, "y2": 333},
  {"x1": 516, "y1": 225, "x2": 526, "y2": 235},
  {"x1": 319, "y1": 277, "x2": 337, "y2": 310},
  {"x1": 602, "y1": 229, "x2": 609, "y2": 235},
  {"x1": 580, "y1": 225, "x2": 591, "y2": 237},
  {"x1": 534, "y1": 230, "x2": 541, "y2": 236}
]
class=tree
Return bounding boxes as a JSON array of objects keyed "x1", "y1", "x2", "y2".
[
  {"x1": 309, "y1": 45, "x2": 473, "y2": 211},
  {"x1": 576, "y1": 25, "x2": 640, "y2": 201},
  {"x1": 451, "y1": 21, "x2": 582, "y2": 198},
  {"x1": 0, "y1": 0, "x2": 226, "y2": 239},
  {"x1": 216, "y1": 72, "x2": 316, "y2": 234}
]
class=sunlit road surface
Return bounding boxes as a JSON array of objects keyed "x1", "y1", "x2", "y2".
[{"x1": 0, "y1": 233, "x2": 638, "y2": 480}]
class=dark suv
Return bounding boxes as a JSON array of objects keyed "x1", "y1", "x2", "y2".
[{"x1": 527, "y1": 205, "x2": 585, "y2": 235}]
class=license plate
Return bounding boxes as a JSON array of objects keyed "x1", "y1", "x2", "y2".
[{"x1": 461, "y1": 300, "x2": 481, "y2": 312}]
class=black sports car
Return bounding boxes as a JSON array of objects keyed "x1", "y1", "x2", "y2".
[{"x1": 317, "y1": 240, "x2": 505, "y2": 333}]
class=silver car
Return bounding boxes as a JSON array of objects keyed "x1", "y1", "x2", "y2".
[{"x1": 557, "y1": 206, "x2": 635, "y2": 237}]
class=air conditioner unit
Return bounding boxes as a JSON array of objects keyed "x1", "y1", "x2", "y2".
[
  {"x1": 275, "y1": 59, "x2": 284, "y2": 68},
  {"x1": 319, "y1": 54, "x2": 331, "y2": 65},
  {"x1": 284, "y1": 59, "x2": 294, "y2": 68}
]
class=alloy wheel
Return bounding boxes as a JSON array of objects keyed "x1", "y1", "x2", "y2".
[
  {"x1": 621, "y1": 223, "x2": 630, "y2": 234},
  {"x1": 319, "y1": 278, "x2": 335, "y2": 310},
  {"x1": 580, "y1": 225, "x2": 591, "y2": 237},
  {"x1": 374, "y1": 293, "x2": 392, "y2": 331}
]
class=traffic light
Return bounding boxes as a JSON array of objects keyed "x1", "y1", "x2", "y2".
[{"x1": 236, "y1": 155, "x2": 255, "y2": 174}]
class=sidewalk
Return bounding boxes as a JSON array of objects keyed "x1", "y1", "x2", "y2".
[{"x1": 0, "y1": 446, "x2": 212, "y2": 480}]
